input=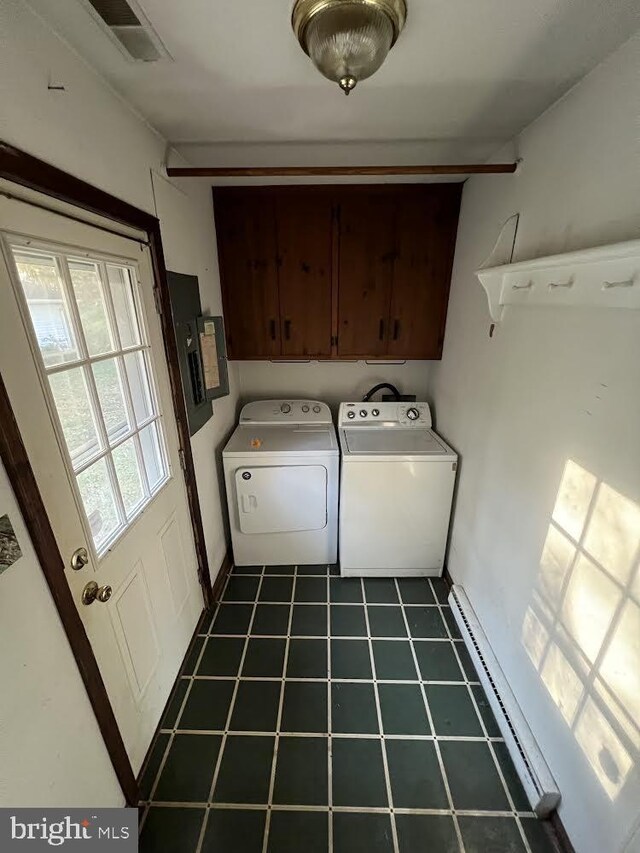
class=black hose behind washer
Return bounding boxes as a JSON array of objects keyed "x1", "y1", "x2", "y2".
[{"x1": 362, "y1": 383, "x2": 402, "y2": 402}]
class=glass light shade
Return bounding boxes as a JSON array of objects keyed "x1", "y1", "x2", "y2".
[{"x1": 305, "y1": 3, "x2": 394, "y2": 94}]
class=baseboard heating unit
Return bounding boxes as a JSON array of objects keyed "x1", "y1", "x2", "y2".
[{"x1": 448, "y1": 584, "x2": 561, "y2": 817}]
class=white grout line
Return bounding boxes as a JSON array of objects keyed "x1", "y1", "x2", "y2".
[
  {"x1": 153, "y1": 728, "x2": 509, "y2": 744},
  {"x1": 218, "y1": 598, "x2": 448, "y2": 608},
  {"x1": 261, "y1": 567, "x2": 297, "y2": 853},
  {"x1": 436, "y1": 582, "x2": 534, "y2": 853},
  {"x1": 145, "y1": 801, "x2": 537, "y2": 820},
  {"x1": 194, "y1": 567, "x2": 266, "y2": 853},
  {"x1": 182, "y1": 675, "x2": 480, "y2": 686},
  {"x1": 148, "y1": 800, "x2": 534, "y2": 818},
  {"x1": 206, "y1": 632, "x2": 464, "y2": 643},
  {"x1": 398, "y1": 578, "x2": 466, "y2": 853},
  {"x1": 140, "y1": 601, "x2": 219, "y2": 833},
  {"x1": 361, "y1": 578, "x2": 401, "y2": 853},
  {"x1": 326, "y1": 568, "x2": 333, "y2": 853}
]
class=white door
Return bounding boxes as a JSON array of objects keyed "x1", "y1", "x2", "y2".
[{"x1": 0, "y1": 195, "x2": 203, "y2": 773}]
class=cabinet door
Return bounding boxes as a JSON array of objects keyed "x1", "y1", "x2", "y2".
[
  {"x1": 387, "y1": 186, "x2": 461, "y2": 359},
  {"x1": 337, "y1": 192, "x2": 396, "y2": 358},
  {"x1": 276, "y1": 193, "x2": 333, "y2": 357},
  {"x1": 214, "y1": 190, "x2": 280, "y2": 358}
]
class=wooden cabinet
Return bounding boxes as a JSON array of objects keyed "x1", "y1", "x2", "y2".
[
  {"x1": 387, "y1": 187, "x2": 461, "y2": 359},
  {"x1": 214, "y1": 190, "x2": 280, "y2": 359},
  {"x1": 337, "y1": 192, "x2": 396, "y2": 358},
  {"x1": 213, "y1": 184, "x2": 461, "y2": 360},
  {"x1": 276, "y1": 192, "x2": 333, "y2": 358}
]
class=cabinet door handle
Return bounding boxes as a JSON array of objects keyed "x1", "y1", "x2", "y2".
[
  {"x1": 393, "y1": 319, "x2": 400, "y2": 340},
  {"x1": 284, "y1": 319, "x2": 291, "y2": 340},
  {"x1": 379, "y1": 319, "x2": 385, "y2": 340},
  {"x1": 269, "y1": 319, "x2": 276, "y2": 340}
]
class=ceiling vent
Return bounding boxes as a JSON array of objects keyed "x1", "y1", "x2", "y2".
[{"x1": 81, "y1": 0, "x2": 172, "y2": 62}]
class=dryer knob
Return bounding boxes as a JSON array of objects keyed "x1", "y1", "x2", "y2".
[
  {"x1": 359, "y1": 410, "x2": 368, "y2": 418},
  {"x1": 347, "y1": 410, "x2": 356, "y2": 419},
  {"x1": 406, "y1": 407, "x2": 420, "y2": 421},
  {"x1": 301, "y1": 405, "x2": 310, "y2": 413},
  {"x1": 313, "y1": 405, "x2": 321, "y2": 413},
  {"x1": 371, "y1": 408, "x2": 380, "y2": 417},
  {"x1": 281, "y1": 403, "x2": 292, "y2": 413}
]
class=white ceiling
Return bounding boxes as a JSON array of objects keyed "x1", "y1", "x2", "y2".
[{"x1": 27, "y1": 0, "x2": 640, "y2": 164}]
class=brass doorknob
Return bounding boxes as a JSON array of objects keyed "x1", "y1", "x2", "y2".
[
  {"x1": 71, "y1": 547, "x2": 89, "y2": 571},
  {"x1": 81, "y1": 580, "x2": 113, "y2": 606}
]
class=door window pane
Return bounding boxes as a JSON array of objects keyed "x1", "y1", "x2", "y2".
[
  {"x1": 124, "y1": 350, "x2": 154, "y2": 425},
  {"x1": 112, "y1": 438, "x2": 146, "y2": 518},
  {"x1": 48, "y1": 367, "x2": 102, "y2": 469},
  {"x1": 13, "y1": 251, "x2": 80, "y2": 367},
  {"x1": 140, "y1": 421, "x2": 166, "y2": 491},
  {"x1": 68, "y1": 260, "x2": 115, "y2": 356},
  {"x1": 10, "y1": 240, "x2": 170, "y2": 556},
  {"x1": 76, "y1": 458, "x2": 120, "y2": 549},
  {"x1": 107, "y1": 265, "x2": 141, "y2": 348},
  {"x1": 92, "y1": 358, "x2": 131, "y2": 444}
]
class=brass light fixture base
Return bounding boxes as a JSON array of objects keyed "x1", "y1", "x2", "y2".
[{"x1": 292, "y1": 0, "x2": 408, "y2": 53}]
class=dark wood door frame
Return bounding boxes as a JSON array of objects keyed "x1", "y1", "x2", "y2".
[{"x1": 0, "y1": 141, "x2": 215, "y2": 805}]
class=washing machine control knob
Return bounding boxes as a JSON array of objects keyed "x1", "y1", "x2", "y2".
[
  {"x1": 313, "y1": 405, "x2": 321, "y2": 413},
  {"x1": 371, "y1": 408, "x2": 380, "y2": 417},
  {"x1": 359, "y1": 410, "x2": 368, "y2": 418},
  {"x1": 406, "y1": 407, "x2": 420, "y2": 421},
  {"x1": 347, "y1": 410, "x2": 356, "y2": 419},
  {"x1": 301, "y1": 404, "x2": 310, "y2": 413},
  {"x1": 281, "y1": 403, "x2": 291, "y2": 413}
]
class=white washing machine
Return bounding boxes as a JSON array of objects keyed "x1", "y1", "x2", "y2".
[
  {"x1": 223, "y1": 400, "x2": 339, "y2": 566},
  {"x1": 338, "y1": 401, "x2": 457, "y2": 577}
]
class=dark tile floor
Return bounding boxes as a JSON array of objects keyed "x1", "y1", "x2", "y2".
[{"x1": 139, "y1": 565, "x2": 561, "y2": 853}]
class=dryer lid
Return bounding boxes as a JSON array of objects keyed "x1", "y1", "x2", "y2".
[
  {"x1": 343, "y1": 428, "x2": 449, "y2": 456},
  {"x1": 224, "y1": 424, "x2": 338, "y2": 457}
]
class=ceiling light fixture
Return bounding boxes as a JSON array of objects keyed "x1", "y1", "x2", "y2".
[{"x1": 292, "y1": 0, "x2": 407, "y2": 95}]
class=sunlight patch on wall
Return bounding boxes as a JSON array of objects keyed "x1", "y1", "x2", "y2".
[
  {"x1": 522, "y1": 460, "x2": 640, "y2": 801},
  {"x1": 561, "y1": 553, "x2": 621, "y2": 664}
]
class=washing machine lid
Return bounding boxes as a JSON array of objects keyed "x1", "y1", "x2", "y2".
[
  {"x1": 224, "y1": 424, "x2": 338, "y2": 457},
  {"x1": 343, "y1": 428, "x2": 449, "y2": 456}
]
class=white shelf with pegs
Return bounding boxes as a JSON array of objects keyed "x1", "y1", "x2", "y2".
[{"x1": 475, "y1": 238, "x2": 640, "y2": 323}]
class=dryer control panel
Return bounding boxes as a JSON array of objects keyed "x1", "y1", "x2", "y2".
[
  {"x1": 339, "y1": 402, "x2": 432, "y2": 428},
  {"x1": 240, "y1": 399, "x2": 332, "y2": 424}
]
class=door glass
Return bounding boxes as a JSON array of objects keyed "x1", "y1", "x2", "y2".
[
  {"x1": 140, "y1": 421, "x2": 165, "y2": 492},
  {"x1": 124, "y1": 350, "x2": 153, "y2": 425},
  {"x1": 76, "y1": 457, "x2": 120, "y2": 550},
  {"x1": 48, "y1": 367, "x2": 102, "y2": 469},
  {"x1": 10, "y1": 241, "x2": 169, "y2": 555},
  {"x1": 112, "y1": 437, "x2": 146, "y2": 518},
  {"x1": 13, "y1": 250, "x2": 80, "y2": 367},
  {"x1": 107, "y1": 265, "x2": 140, "y2": 349},
  {"x1": 92, "y1": 357, "x2": 131, "y2": 444},
  {"x1": 68, "y1": 259, "x2": 115, "y2": 356}
]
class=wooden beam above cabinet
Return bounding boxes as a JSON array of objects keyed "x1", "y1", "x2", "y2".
[{"x1": 213, "y1": 184, "x2": 462, "y2": 361}]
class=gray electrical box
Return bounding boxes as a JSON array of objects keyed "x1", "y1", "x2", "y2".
[{"x1": 167, "y1": 271, "x2": 229, "y2": 436}]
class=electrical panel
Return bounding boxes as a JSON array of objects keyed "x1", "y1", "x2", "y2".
[{"x1": 167, "y1": 271, "x2": 229, "y2": 436}]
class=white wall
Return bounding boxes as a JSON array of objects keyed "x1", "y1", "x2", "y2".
[
  {"x1": 0, "y1": 0, "x2": 238, "y2": 806},
  {"x1": 238, "y1": 361, "x2": 432, "y2": 410},
  {"x1": 0, "y1": 462, "x2": 123, "y2": 806},
  {"x1": 430, "y1": 32, "x2": 640, "y2": 853},
  {"x1": 0, "y1": 0, "x2": 239, "y2": 580},
  {"x1": 150, "y1": 171, "x2": 239, "y2": 568}
]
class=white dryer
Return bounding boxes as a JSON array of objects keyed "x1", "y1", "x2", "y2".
[
  {"x1": 338, "y1": 401, "x2": 457, "y2": 577},
  {"x1": 223, "y1": 400, "x2": 339, "y2": 566}
]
